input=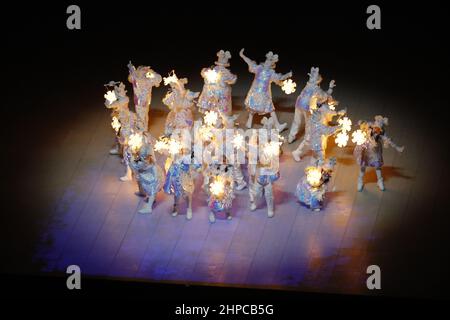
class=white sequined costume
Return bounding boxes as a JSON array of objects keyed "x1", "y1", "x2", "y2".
[
  {"x1": 129, "y1": 143, "x2": 164, "y2": 214},
  {"x1": 163, "y1": 75, "x2": 199, "y2": 136},
  {"x1": 288, "y1": 67, "x2": 334, "y2": 143},
  {"x1": 293, "y1": 102, "x2": 344, "y2": 164},
  {"x1": 128, "y1": 62, "x2": 162, "y2": 132},
  {"x1": 198, "y1": 50, "x2": 237, "y2": 115}
]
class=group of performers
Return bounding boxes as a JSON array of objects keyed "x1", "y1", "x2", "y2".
[{"x1": 104, "y1": 49, "x2": 404, "y2": 221}]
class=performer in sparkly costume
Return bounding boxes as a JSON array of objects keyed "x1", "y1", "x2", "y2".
[
  {"x1": 163, "y1": 150, "x2": 201, "y2": 220},
  {"x1": 127, "y1": 61, "x2": 162, "y2": 132},
  {"x1": 104, "y1": 81, "x2": 138, "y2": 181},
  {"x1": 288, "y1": 67, "x2": 335, "y2": 144},
  {"x1": 239, "y1": 49, "x2": 292, "y2": 131},
  {"x1": 248, "y1": 117, "x2": 282, "y2": 218},
  {"x1": 354, "y1": 116, "x2": 404, "y2": 191},
  {"x1": 129, "y1": 142, "x2": 164, "y2": 214},
  {"x1": 206, "y1": 164, "x2": 235, "y2": 223},
  {"x1": 292, "y1": 97, "x2": 345, "y2": 164},
  {"x1": 198, "y1": 50, "x2": 237, "y2": 115},
  {"x1": 163, "y1": 72, "x2": 199, "y2": 136},
  {"x1": 296, "y1": 158, "x2": 336, "y2": 211}
]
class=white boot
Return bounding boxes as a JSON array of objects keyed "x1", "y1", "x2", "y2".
[
  {"x1": 233, "y1": 166, "x2": 247, "y2": 191},
  {"x1": 357, "y1": 177, "x2": 364, "y2": 192},
  {"x1": 276, "y1": 122, "x2": 287, "y2": 132},
  {"x1": 236, "y1": 180, "x2": 247, "y2": 191},
  {"x1": 120, "y1": 165, "x2": 132, "y2": 182},
  {"x1": 288, "y1": 134, "x2": 296, "y2": 144},
  {"x1": 138, "y1": 198, "x2": 153, "y2": 214},
  {"x1": 357, "y1": 168, "x2": 365, "y2": 192},
  {"x1": 186, "y1": 195, "x2": 193, "y2": 220},
  {"x1": 209, "y1": 212, "x2": 216, "y2": 223},
  {"x1": 226, "y1": 212, "x2": 232, "y2": 220},
  {"x1": 292, "y1": 149, "x2": 302, "y2": 162},
  {"x1": 249, "y1": 181, "x2": 258, "y2": 211},
  {"x1": 265, "y1": 184, "x2": 274, "y2": 218},
  {"x1": 171, "y1": 197, "x2": 178, "y2": 217},
  {"x1": 246, "y1": 113, "x2": 254, "y2": 129},
  {"x1": 109, "y1": 145, "x2": 120, "y2": 155},
  {"x1": 186, "y1": 208, "x2": 193, "y2": 220},
  {"x1": 376, "y1": 168, "x2": 385, "y2": 191}
]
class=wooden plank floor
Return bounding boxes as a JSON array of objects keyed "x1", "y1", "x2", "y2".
[{"x1": 33, "y1": 82, "x2": 422, "y2": 296}]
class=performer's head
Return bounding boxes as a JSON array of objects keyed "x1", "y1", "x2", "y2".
[
  {"x1": 263, "y1": 51, "x2": 279, "y2": 69},
  {"x1": 307, "y1": 67, "x2": 323, "y2": 85},
  {"x1": 215, "y1": 50, "x2": 232, "y2": 67}
]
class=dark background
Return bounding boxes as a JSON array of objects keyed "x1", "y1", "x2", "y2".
[{"x1": 1, "y1": 0, "x2": 449, "y2": 301}]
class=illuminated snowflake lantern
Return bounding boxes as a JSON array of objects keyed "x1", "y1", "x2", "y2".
[
  {"x1": 128, "y1": 132, "x2": 143, "y2": 153},
  {"x1": 263, "y1": 141, "x2": 282, "y2": 158},
  {"x1": 209, "y1": 176, "x2": 225, "y2": 197},
  {"x1": 232, "y1": 133, "x2": 244, "y2": 149},
  {"x1": 335, "y1": 132, "x2": 349, "y2": 148},
  {"x1": 306, "y1": 167, "x2": 323, "y2": 188},
  {"x1": 104, "y1": 90, "x2": 117, "y2": 105},
  {"x1": 338, "y1": 117, "x2": 352, "y2": 133},
  {"x1": 111, "y1": 116, "x2": 121, "y2": 133},
  {"x1": 205, "y1": 68, "x2": 220, "y2": 83},
  {"x1": 204, "y1": 110, "x2": 219, "y2": 127},
  {"x1": 154, "y1": 136, "x2": 169, "y2": 153},
  {"x1": 281, "y1": 79, "x2": 297, "y2": 94},
  {"x1": 167, "y1": 138, "x2": 182, "y2": 156},
  {"x1": 334, "y1": 116, "x2": 352, "y2": 148},
  {"x1": 199, "y1": 125, "x2": 213, "y2": 142},
  {"x1": 163, "y1": 72, "x2": 179, "y2": 86},
  {"x1": 352, "y1": 129, "x2": 367, "y2": 146}
]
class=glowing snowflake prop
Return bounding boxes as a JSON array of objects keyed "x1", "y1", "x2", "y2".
[
  {"x1": 352, "y1": 129, "x2": 367, "y2": 146},
  {"x1": 199, "y1": 125, "x2": 213, "y2": 141},
  {"x1": 128, "y1": 132, "x2": 143, "y2": 153},
  {"x1": 281, "y1": 79, "x2": 297, "y2": 94},
  {"x1": 335, "y1": 131, "x2": 349, "y2": 148},
  {"x1": 232, "y1": 133, "x2": 244, "y2": 149},
  {"x1": 167, "y1": 139, "x2": 182, "y2": 156},
  {"x1": 111, "y1": 116, "x2": 121, "y2": 133},
  {"x1": 163, "y1": 72, "x2": 179, "y2": 86},
  {"x1": 204, "y1": 110, "x2": 219, "y2": 127},
  {"x1": 209, "y1": 176, "x2": 225, "y2": 197},
  {"x1": 154, "y1": 137, "x2": 169, "y2": 153},
  {"x1": 306, "y1": 167, "x2": 322, "y2": 187},
  {"x1": 205, "y1": 68, "x2": 219, "y2": 83},
  {"x1": 338, "y1": 117, "x2": 352, "y2": 133},
  {"x1": 263, "y1": 141, "x2": 282, "y2": 158},
  {"x1": 104, "y1": 90, "x2": 117, "y2": 105}
]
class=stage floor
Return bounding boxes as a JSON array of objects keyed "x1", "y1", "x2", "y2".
[{"x1": 30, "y1": 81, "x2": 437, "y2": 297}]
